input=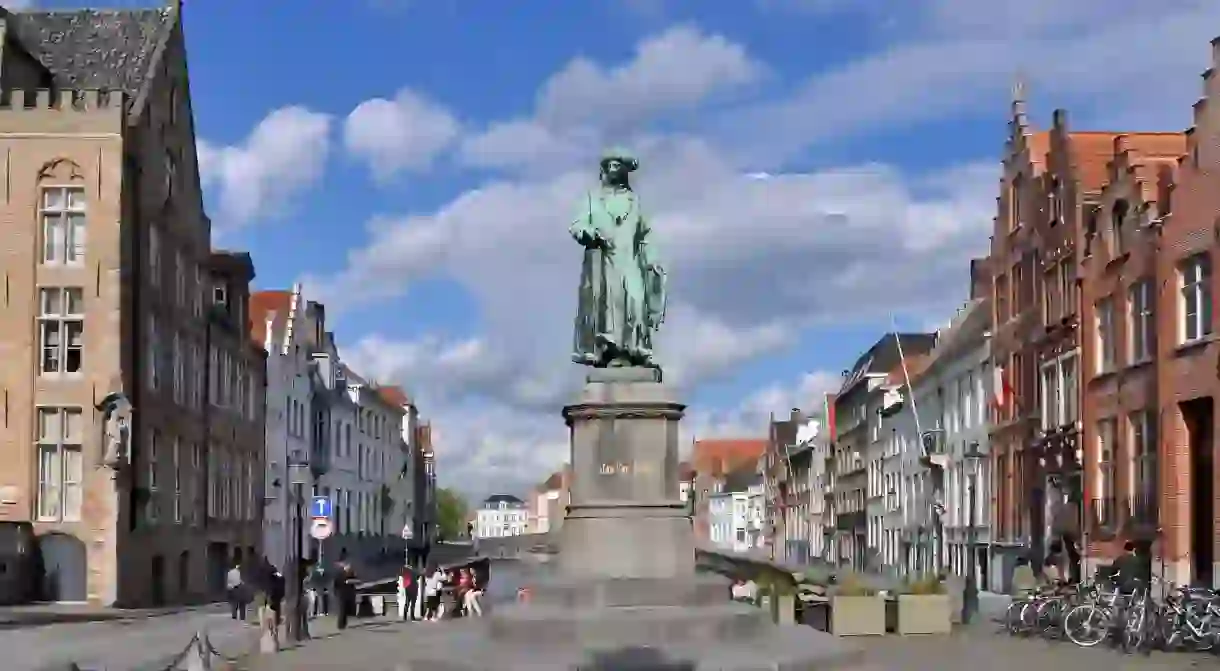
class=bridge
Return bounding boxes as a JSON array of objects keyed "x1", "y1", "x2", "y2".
[{"x1": 470, "y1": 532, "x2": 557, "y2": 559}]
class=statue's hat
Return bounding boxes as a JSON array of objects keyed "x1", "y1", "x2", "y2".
[{"x1": 600, "y1": 147, "x2": 639, "y2": 171}]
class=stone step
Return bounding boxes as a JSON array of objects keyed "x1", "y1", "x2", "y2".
[
  {"x1": 524, "y1": 575, "x2": 730, "y2": 609},
  {"x1": 487, "y1": 602, "x2": 771, "y2": 648}
]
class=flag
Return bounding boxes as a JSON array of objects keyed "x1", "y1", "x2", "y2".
[{"x1": 991, "y1": 365, "x2": 1017, "y2": 412}]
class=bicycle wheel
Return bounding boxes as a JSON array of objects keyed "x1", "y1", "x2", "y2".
[
  {"x1": 1003, "y1": 601, "x2": 1025, "y2": 635},
  {"x1": 1123, "y1": 605, "x2": 1146, "y2": 653},
  {"x1": 1019, "y1": 599, "x2": 1040, "y2": 635},
  {"x1": 1037, "y1": 599, "x2": 1063, "y2": 637},
  {"x1": 1063, "y1": 605, "x2": 1108, "y2": 647}
]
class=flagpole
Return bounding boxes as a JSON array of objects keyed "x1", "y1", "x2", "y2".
[{"x1": 892, "y1": 317, "x2": 925, "y2": 576}]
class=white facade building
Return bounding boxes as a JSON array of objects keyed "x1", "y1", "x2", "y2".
[
  {"x1": 476, "y1": 495, "x2": 528, "y2": 538},
  {"x1": 894, "y1": 299, "x2": 994, "y2": 588},
  {"x1": 255, "y1": 285, "x2": 314, "y2": 572}
]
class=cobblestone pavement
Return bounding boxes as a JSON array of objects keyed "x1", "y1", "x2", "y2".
[
  {"x1": 858, "y1": 626, "x2": 1216, "y2": 670},
  {"x1": 2, "y1": 604, "x2": 257, "y2": 670}
]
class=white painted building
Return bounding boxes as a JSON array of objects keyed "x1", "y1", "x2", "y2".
[
  {"x1": 894, "y1": 299, "x2": 995, "y2": 589},
  {"x1": 475, "y1": 494, "x2": 528, "y2": 538},
  {"x1": 252, "y1": 285, "x2": 314, "y2": 572},
  {"x1": 878, "y1": 376, "x2": 916, "y2": 576}
]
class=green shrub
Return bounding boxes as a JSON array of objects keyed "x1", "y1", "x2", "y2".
[
  {"x1": 833, "y1": 572, "x2": 878, "y2": 597},
  {"x1": 900, "y1": 573, "x2": 946, "y2": 595}
]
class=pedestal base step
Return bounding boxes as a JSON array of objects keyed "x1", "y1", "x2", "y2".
[
  {"x1": 526, "y1": 575, "x2": 731, "y2": 609},
  {"x1": 402, "y1": 618, "x2": 867, "y2": 671},
  {"x1": 489, "y1": 602, "x2": 770, "y2": 647}
]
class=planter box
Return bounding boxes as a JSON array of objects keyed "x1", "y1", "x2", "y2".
[
  {"x1": 830, "y1": 595, "x2": 885, "y2": 636},
  {"x1": 895, "y1": 594, "x2": 951, "y2": 635}
]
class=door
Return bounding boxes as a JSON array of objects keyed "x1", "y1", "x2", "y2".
[
  {"x1": 38, "y1": 532, "x2": 87, "y2": 602},
  {"x1": 150, "y1": 555, "x2": 165, "y2": 606}
]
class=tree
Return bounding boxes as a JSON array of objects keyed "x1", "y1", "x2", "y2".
[{"x1": 436, "y1": 487, "x2": 469, "y2": 541}]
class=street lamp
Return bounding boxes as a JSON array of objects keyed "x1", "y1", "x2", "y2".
[
  {"x1": 961, "y1": 443, "x2": 985, "y2": 624},
  {"x1": 287, "y1": 461, "x2": 311, "y2": 641}
]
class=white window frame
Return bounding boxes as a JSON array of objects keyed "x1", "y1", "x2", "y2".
[
  {"x1": 174, "y1": 250, "x2": 186, "y2": 306},
  {"x1": 1095, "y1": 297, "x2": 1116, "y2": 374},
  {"x1": 38, "y1": 287, "x2": 84, "y2": 377},
  {"x1": 40, "y1": 186, "x2": 86, "y2": 266},
  {"x1": 1179, "y1": 254, "x2": 1212, "y2": 343},
  {"x1": 1128, "y1": 279, "x2": 1154, "y2": 363},
  {"x1": 191, "y1": 442, "x2": 203, "y2": 526},
  {"x1": 1095, "y1": 418, "x2": 1116, "y2": 502},
  {"x1": 1040, "y1": 361, "x2": 1059, "y2": 430},
  {"x1": 36, "y1": 406, "x2": 83, "y2": 522},
  {"x1": 1128, "y1": 410, "x2": 1156, "y2": 502}
]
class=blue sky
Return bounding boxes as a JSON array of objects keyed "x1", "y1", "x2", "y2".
[{"x1": 35, "y1": 0, "x2": 1220, "y2": 498}]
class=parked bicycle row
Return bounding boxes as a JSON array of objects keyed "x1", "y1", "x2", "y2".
[{"x1": 1003, "y1": 572, "x2": 1220, "y2": 655}]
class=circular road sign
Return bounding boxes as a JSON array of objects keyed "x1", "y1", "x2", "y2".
[{"x1": 309, "y1": 518, "x2": 333, "y2": 541}]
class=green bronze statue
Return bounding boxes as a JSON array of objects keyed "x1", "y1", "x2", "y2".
[{"x1": 570, "y1": 148, "x2": 667, "y2": 369}]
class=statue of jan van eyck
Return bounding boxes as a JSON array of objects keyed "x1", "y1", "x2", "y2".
[{"x1": 569, "y1": 148, "x2": 667, "y2": 370}]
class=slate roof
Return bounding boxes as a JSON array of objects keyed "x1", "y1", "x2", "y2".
[{"x1": 5, "y1": 7, "x2": 174, "y2": 108}]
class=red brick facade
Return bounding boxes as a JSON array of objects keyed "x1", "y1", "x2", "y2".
[{"x1": 989, "y1": 39, "x2": 1220, "y2": 587}]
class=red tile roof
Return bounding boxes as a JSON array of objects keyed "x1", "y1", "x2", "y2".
[
  {"x1": 249, "y1": 290, "x2": 293, "y2": 350},
  {"x1": 375, "y1": 385, "x2": 411, "y2": 409},
  {"x1": 692, "y1": 439, "x2": 765, "y2": 477}
]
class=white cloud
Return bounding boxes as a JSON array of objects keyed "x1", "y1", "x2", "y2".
[
  {"x1": 734, "y1": 0, "x2": 1219, "y2": 162},
  {"x1": 343, "y1": 88, "x2": 461, "y2": 180},
  {"x1": 197, "y1": 106, "x2": 332, "y2": 229},
  {"x1": 458, "y1": 26, "x2": 764, "y2": 172},
  {"x1": 313, "y1": 4, "x2": 1220, "y2": 497}
]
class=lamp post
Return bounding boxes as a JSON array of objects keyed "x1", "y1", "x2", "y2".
[
  {"x1": 287, "y1": 461, "x2": 311, "y2": 641},
  {"x1": 961, "y1": 442, "x2": 985, "y2": 624}
]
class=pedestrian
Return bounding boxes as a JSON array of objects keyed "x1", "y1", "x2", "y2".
[
  {"x1": 334, "y1": 552, "x2": 358, "y2": 630},
  {"x1": 310, "y1": 561, "x2": 329, "y2": 616},
  {"x1": 423, "y1": 564, "x2": 443, "y2": 621},
  {"x1": 398, "y1": 565, "x2": 418, "y2": 621},
  {"x1": 226, "y1": 561, "x2": 246, "y2": 620},
  {"x1": 463, "y1": 569, "x2": 484, "y2": 617},
  {"x1": 263, "y1": 557, "x2": 285, "y2": 630}
]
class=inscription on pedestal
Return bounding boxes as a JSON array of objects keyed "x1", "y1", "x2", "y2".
[{"x1": 598, "y1": 462, "x2": 654, "y2": 476}]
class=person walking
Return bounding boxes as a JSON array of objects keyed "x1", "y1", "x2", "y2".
[
  {"x1": 226, "y1": 561, "x2": 247, "y2": 620},
  {"x1": 398, "y1": 565, "x2": 418, "y2": 621},
  {"x1": 463, "y1": 569, "x2": 484, "y2": 617},
  {"x1": 423, "y1": 565, "x2": 443, "y2": 621},
  {"x1": 334, "y1": 553, "x2": 358, "y2": 630}
]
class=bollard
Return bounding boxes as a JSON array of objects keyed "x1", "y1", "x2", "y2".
[
  {"x1": 258, "y1": 604, "x2": 280, "y2": 654},
  {"x1": 184, "y1": 631, "x2": 212, "y2": 671}
]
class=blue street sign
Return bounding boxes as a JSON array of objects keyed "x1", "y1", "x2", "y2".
[{"x1": 310, "y1": 496, "x2": 332, "y2": 519}]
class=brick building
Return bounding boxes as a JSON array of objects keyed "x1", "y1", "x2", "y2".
[
  {"x1": 1140, "y1": 39, "x2": 1220, "y2": 586},
  {"x1": 989, "y1": 92, "x2": 1046, "y2": 562},
  {"x1": 1079, "y1": 128, "x2": 1186, "y2": 573},
  {"x1": 0, "y1": 3, "x2": 266, "y2": 606}
]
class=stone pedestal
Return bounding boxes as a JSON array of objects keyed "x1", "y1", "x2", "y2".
[{"x1": 404, "y1": 370, "x2": 863, "y2": 670}]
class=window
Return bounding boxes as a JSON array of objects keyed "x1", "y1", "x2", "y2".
[
  {"x1": 1009, "y1": 174, "x2": 1024, "y2": 230},
  {"x1": 38, "y1": 287, "x2": 84, "y2": 376},
  {"x1": 172, "y1": 437, "x2": 182, "y2": 523},
  {"x1": 1048, "y1": 177, "x2": 1063, "y2": 225},
  {"x1": 171, "y1": 333, "x2": 183, "y2": 405},
  {"x1": 1180, "y1": 254, "x2": 1212, "y2": 343},
  {"x1": 995, "y1": 273, "x2": 1009, "y2": 323},
  {"x1": 147, "y1": 315, "x2": 162, "y2": 390},
  {"x1": 1128, "y1": 280, "x2": 1154, "y2": 362},
  {"x1": 1043, "y1": 269, "x2": 1056, "y2": 326},
  {"x1": 145, "y1": 429, "x2": 160, "y2": 524},
  {"x1": 174, "y1": 250, "x2": 186, "y2": 305},
  {"x1": 1129, "y1": 410, "x2": 1156, "y2": 503},
  {"x1": 1095, "y1": 297, "x2": 1116, "y2": 373},
  {"x1": 1011, "y1": 261, "x2": 1022, "y2": 314},
  {"x1": 191, "y1": 443, "x2": 202, "y2": 526},
  {"x1": 40, "y1": 187, "x2": 86, "y2": 265},
  {"x1": 193, "y1": 266, "x2": 204, "y2": 318},
  {"x1": 1059, "y1": 260, "x2": 1075, "y2": 319},
  {"x1": 36, "y1": 407, "x2": 83, "y2": 521},
  {"x1": 1061, "y1": 354, "x2": 1078, "y2": 424},
  {"x1": 148, "y1": 225, "x2": 161, "y2": 287},
  {"x1": 1111, "y1": 199, "x2": 1129, "y2": 256},
  {"x1": 1095, "y1": 418, "x2": 1116, "y2": 503},
  {"x1": 1041, "y1": 362, "x2": 1058, "y2": 430}
]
